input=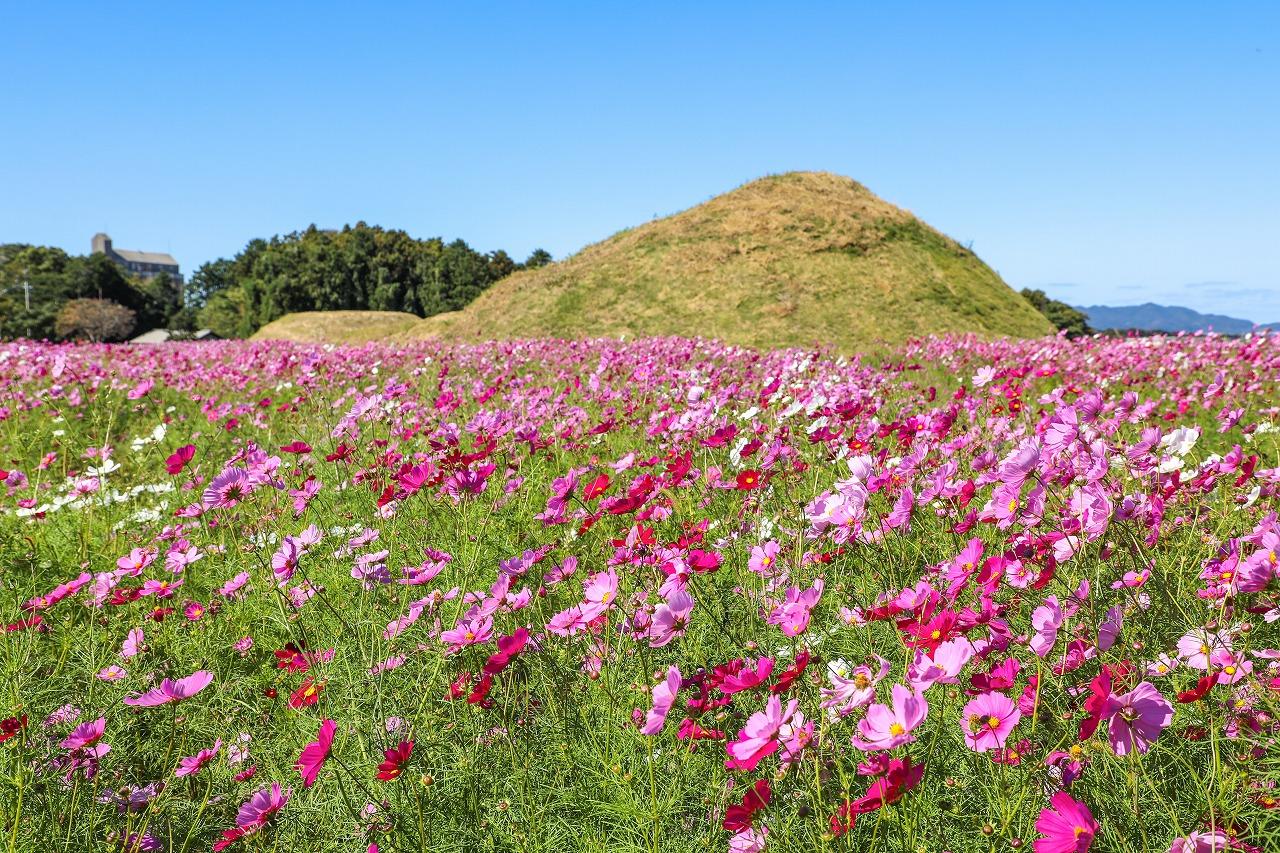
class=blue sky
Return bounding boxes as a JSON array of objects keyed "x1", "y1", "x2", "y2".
[{"x1": 3, "y1": 2, "x2": 1277, "y2": 321}]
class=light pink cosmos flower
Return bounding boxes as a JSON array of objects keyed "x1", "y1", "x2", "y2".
[
  {"x1": 908, "y1": 639, "x2": 975, "y2": 691},
  {"x1": 121, "y1": 627, "x2": 145, "y2": 659},
  {"x1": 961, "y1": 691, "x2": 1021, "y2": 753},
  {"x1": 579, "y1": 568, "x2": 619, "y2": 620},
  {"x1": 850, "y1": 684, "x2": 928, "y2": 752},
  {"x1": 123, "y1": 670, "x2": 214, "y2": 707},
  {"x1": 648, "y1": 588, "x2": 694, "y2": 648},
  {"x1": 1105, "y1": 681, "x2": 1173, "y2": 756},
  {"x1": 1176, "y1": 629, "x2": 1229, "y2": 670},
  {"x1": 1030, "y1": 596, "x2": 1063, "y2": 658},
  {"x1": 1167, "y1": 831, "x2": 1230, "y2": 853},
  {"x1": 175, "y1": 739, "x2": 221, "y2": 777},
  {"x1": 439, "y1": 615, "x2": 493, "y2": 651},
  {"x1": 639, "y1": 666, "x2": 682, "y2": 735},
  {"x1": 97, "y1": 665, "x2": 128, "y2": 681},
  {"x1": 725, "y1": 695, "x2": 798, "y2": 771},
  {"x1": 822, "y1": 656, "x2": 890, "y2": 716},
  {"x1": 1097, "y1": 606, "x2": 1122, "y2": 651},
  {"x1": 748, "y1": 541, "x2": 782, "y2": 577}
]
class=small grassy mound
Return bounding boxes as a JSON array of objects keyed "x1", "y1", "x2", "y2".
[{"x1": 251, "y1": 311, "x2": 423, "y2": 343}]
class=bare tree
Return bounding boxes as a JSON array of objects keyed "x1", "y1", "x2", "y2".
[{"x1": 54, "y1": 298, "x2": 137, "y2": 343}]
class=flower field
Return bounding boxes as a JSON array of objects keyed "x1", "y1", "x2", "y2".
[{"x1": 2, "y1": 332, "x2": 1279, "y2": 853}]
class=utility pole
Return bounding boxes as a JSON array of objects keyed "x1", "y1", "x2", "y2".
[{"x1": 23, "y1": 279, "x2": 30, "y2": 311}]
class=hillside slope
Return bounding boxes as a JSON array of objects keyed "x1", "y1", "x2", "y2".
[
  {"x1": 408, "y1": 172, "x2": 1053, "y2": 349},
  {"x1": 251, "y1": 311, "x2": 423, "y2": 343}
]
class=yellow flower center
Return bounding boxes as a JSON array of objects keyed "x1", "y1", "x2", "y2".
[
  {"x1": 1007, "y1": 498, "x2": 1018, "y2": 513},
  {"x1": 889, "y1": 723, "x2": 905, "y2": 736},
  {"x1": 1224, "y1": 665, "x2": 1237, "y2": 675},
  {"x1": 987, "y1": 715, "x2": 1001, "y2": 729}
]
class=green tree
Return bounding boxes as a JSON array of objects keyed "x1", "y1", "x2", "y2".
[
  {"x1": 1021, "y1": 288, "x2": 1093, "y2": 337},
  {"x1": 523, "y1": 248, "x2": 553, "y2": 269}
]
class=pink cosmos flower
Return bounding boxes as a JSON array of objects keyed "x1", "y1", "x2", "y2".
[
  {"x1": 1030, "y1": 596, "x2": 1063, "y2": 658},
  {"x1": 121, "y1": 627, "x2": 145, "y2": 659},
  {"x1": 140, "y1": 578, "x2": 182, "y2": 599},
  {"x1": 116, "y1": 548, "x2": 155, "y2": 575},
  {"x1": 748, "y1": 541, "x2": 782, "y2": 576},
  {"x1": 961, "y1": 691, "x2": 1021, "y2": 753},
  {"x1": 439, "y1": 615, "x2": 493, "y2": 651},
  {"x1": 1033, "y1": 791, "x2": 1097, "y2": 853},
  {"x1": 97, "y1": 665, "x2": 128, "y2": 681},
  {"x1": 649, "y1": 588, "x2": 694, "y2": 647},
  {"x1": 579, "y1": 568, "x2": 619, "y2": 620},
  {"x1": 203, "y1": 467, "x2": 251, "y2": 510},
  {"x1": 175, "y1": 739, "x2": 221, "y2": 777},
  {"x1": 725, "y1": 695, "x2": 798, "y2": 771},
  {"x1": 851, "y1": 684, "x2": 928, "y2": 752},
  {"x1": 296, "y1": 719, "x2": 336, "y2": 788},
  {"x1": 639, "y1": 666, "x2": 682, "y2": 735},
  {"x1": 1167, "y1": 831, "x2": 1230, "y2": 853},
  {"x1": 907, "y1": 639, "x2": 975, "y2": 691},
  {"x1": 123, "y1": 670, "x2": 214, "y2": 707},
  {"x1": 1105, "y1": 681, "x2": 1173, "y2": 756}
]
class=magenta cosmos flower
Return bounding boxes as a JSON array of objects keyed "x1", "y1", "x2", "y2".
[
  {"x1": 213, "y1": 783, "x2": 292, "y2": 851},
  {"x1": 851, "y1": 684, "x2": 928, "y2": 752},
  {"x1": 175, "y1": 739, "x2": 221, "y2": 777},
  {"x1": 1104, "y1": 681, "x2": 1173, "y2": 756},
  {"x1": 296, "y1": 719, "x2": 336, "y2": 788},
  {"x1": 961, "y1": 691, "x2": 1021, "y2": 753},
  {"x1": 60, "y1": 717, "x2": 107, "y2": 751},
  {"x1": 124, "y1": 670, "x2": 214, "y2": 707},
  {"x1": 1034, "y1": 791, "x2": 1097, "y2": 853}
]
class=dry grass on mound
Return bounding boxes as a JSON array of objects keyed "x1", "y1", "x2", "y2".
[{"x1": 251, "y1": 311, "x2": 424, "y2": 344}]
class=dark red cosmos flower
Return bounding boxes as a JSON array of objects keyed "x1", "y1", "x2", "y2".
[
  {"x1": 769, "y1": 649, "x2": 812, "y2": 695},
  {"x1": 280, "y1": 441, "x2": 312, "y2": 455},
  {"x1": 483, "y1": 628, "x2": 530, "y2": 676},
  {"x1": 275, "y1": 643, "x2": 310, "y2": 673},
  {"x1": 3, "y1": 615, "x2": 43, "y2": 633},
  {"x1": 445, "y1": 671, "x2": 472, "y2": 701},
  {"x1": 722, "y1": 778, "x2": 770, "y2": 832},
  {"x1": 902, "y1": 609, "x2": 959, "y2": 655},
  {"x1": 1177, "y1": 671, "x2": 1218, "y2": 704},
  {"x1": 736, "y1": 470, "x2": 763, "y2": 491},
  {"x1": 0, "y1": 714, "x2": 28, "y2": 744},
  {"x1": 1078, "y1": 667, "x2": 1112, "y2": 740},
  {"x1": 324, "y1": 443, "x2": 354, "y2": 463},
  {"x1": 830, "y1": 758, "x2": 926, "y2": 836},
  {"x1": 165, "y1": 444, "x2": 196, "y2": 475},
  {"x1": 466, "y1": 673, "x2": 493, "y2": 706},
  {"x1": 583, "y1": 474, "x2": 611, "y2": 500},
  {"x1": 677, "y1": 718, "x2": 724, "y2": 741},
  {"x1": 376, "y1": 741, "x2": 414, "y2": 781},
  {"x1": 289, "y1": 678, "x2": 325, "y2": 709}
]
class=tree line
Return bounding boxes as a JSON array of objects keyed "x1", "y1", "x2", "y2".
[
  {"x1": 0, "y1": 224, "x2": 551, "y2": 341},
  {"x1": 193, "y1": 224, "x2": 549, "y2": 338}
]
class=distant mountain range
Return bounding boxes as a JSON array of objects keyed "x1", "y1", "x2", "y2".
[{"x1": 1080, "y1": 302, "x2": 1280, "y2": 334}]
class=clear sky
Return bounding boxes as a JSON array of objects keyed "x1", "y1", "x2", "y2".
[{"x1": 3, "y1": 2, "x2": 1277, "y2": 321}]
